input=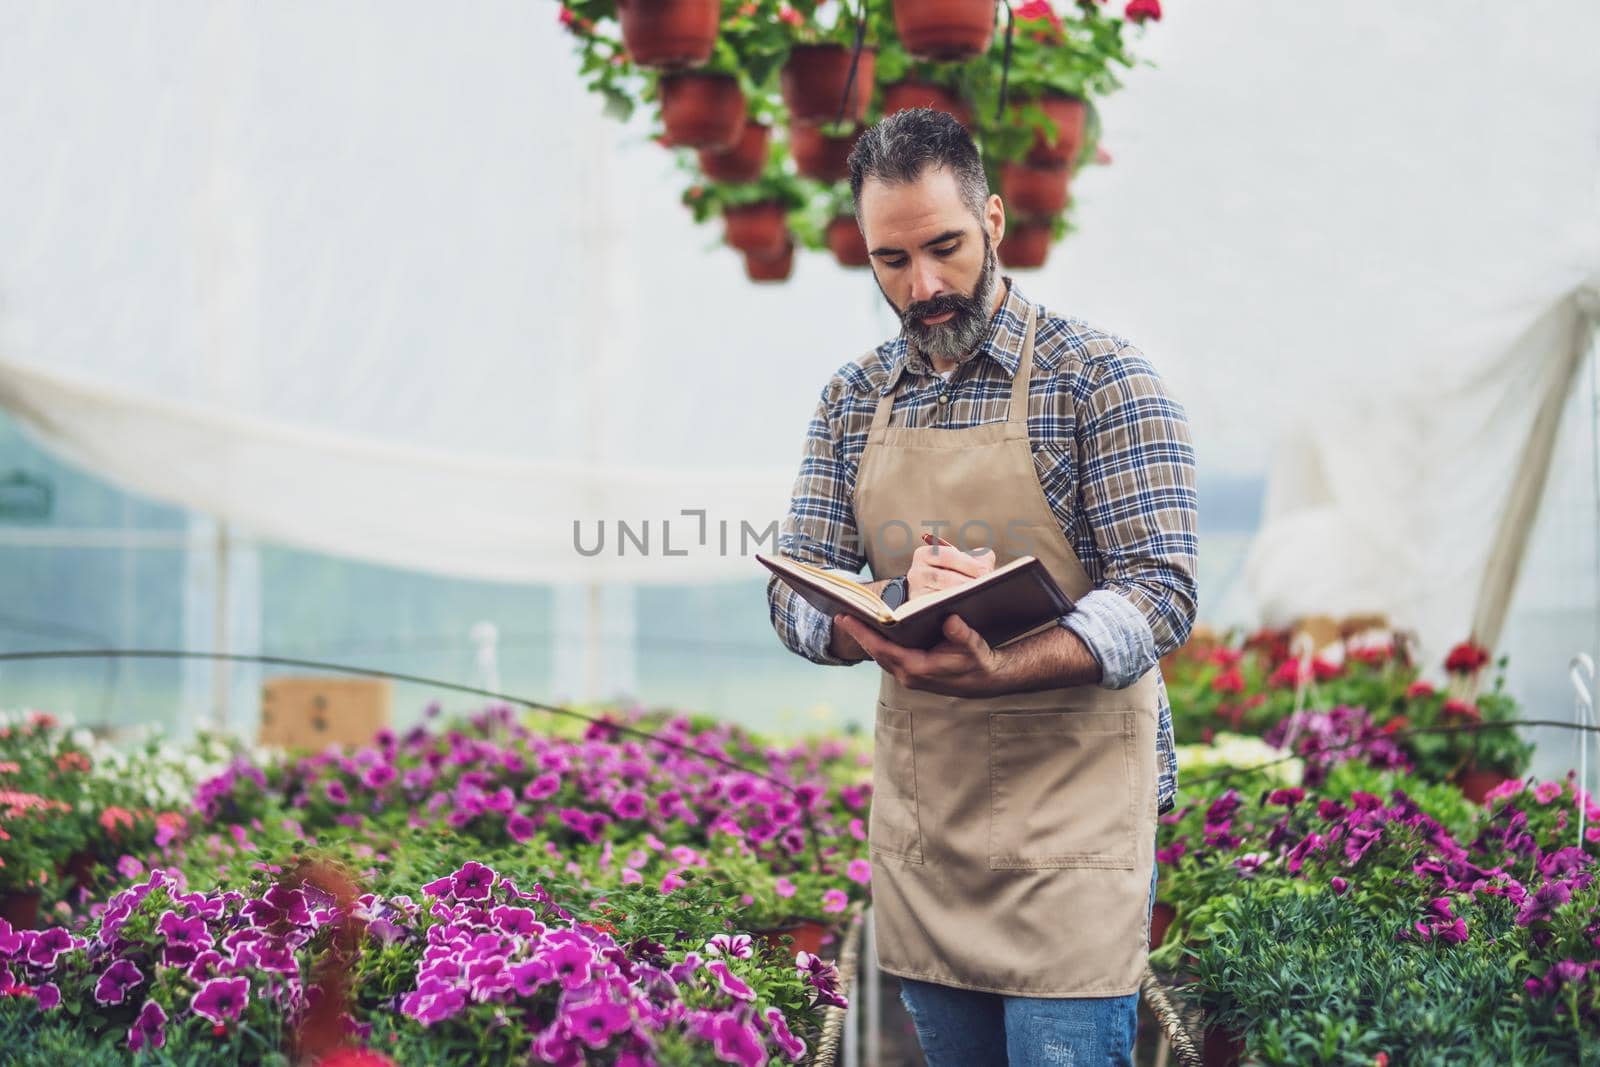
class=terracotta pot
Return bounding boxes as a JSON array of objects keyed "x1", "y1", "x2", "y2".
[
  {"x1": 755, "y1": 917, "x2": 830, "y2": 956},
  {"x1": 1149, "y1": 900, "x2": 1177, "y2": 950},
  {"x1": 881, "y1": 80, "x2": 972, "y2": 128},
  {"x1": 660, "y1": 73, "x2": 747, "y2": 151},
  {"x1": 723, "y1": 201, "x2": 789, "y2": 256},
  {"x1": 1202, "y1": 1024, "x2": 1245, "y2": 1067},
  {"x1": 698, "y1": 122, "x2": 769, "y2": 182},
  {"x1": 743, "y1": 241, "x2": 795, "y2": 283},
  {"x1": 1456, "y1": 767, "x2": 1514, "y2": 804},
  {"x1": 892, "y1": 0, "x2": 996, "y2": 61},
  {"x1": 1001, "y1": 162, "x2": 1071, "y2": 217},
  {"x1": 1025, "y1": 94, "x2": 1089, "y2": 167},
  {"x1": 617, "y1": 0, "x2": 720, "y2": 69},
  {"x1": 998, "y1": 221, "x2": 1052, "y2": 269},
  {"x1": 826, "y1": 216, "x2": 870, "y2": 267},
  {"x1": 790, "y1": 124, "x2": 860, "y2": 182},
  {"x1": 782, "y1": 45, "x2": 875, "y2": 126},
  {"x1": 0, "y1": 890, "x2": 41, "y2": 930},
  {"x1": 61, "y1": 848, "x2": 96, "y2": 895}
]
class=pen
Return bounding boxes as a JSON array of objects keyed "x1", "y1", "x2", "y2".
[{"x1": 922, "y1": 532, "x2": 989, "y2": 556}]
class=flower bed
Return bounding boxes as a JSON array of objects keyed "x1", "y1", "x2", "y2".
[
  {"x1": 0, "y1": 705, "x2": 871, "y2": 1064},
  {"x1": 1153, "y1": 759, "x2": 1600, "y2": 1062}
]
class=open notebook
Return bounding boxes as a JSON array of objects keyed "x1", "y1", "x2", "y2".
[{"x1": 757, "y1": 553, "x2": 1075, "y2": 651}]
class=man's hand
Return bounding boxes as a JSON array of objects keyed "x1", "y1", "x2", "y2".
[
  {"x1": 906, "y1": 542, "x2": 995, "y2": 599},
  {"x1": 835, "y1": 613, "x2": 1005, "y2": 696},
  {"x1": 836, "y1": 613, "x2": 1106, "y2": 695}
]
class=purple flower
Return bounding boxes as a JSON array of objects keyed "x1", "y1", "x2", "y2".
[
  {"x1": 450, "y1": 861, "x2": 498, "y2": 900},
  {"x1": 324, "y1": 779, "x2": 350, "y2": 805},
  {"x1": 1330, "y1": 876, "x2": 1349, "y2": 895},
  {"x1": 501, "y1": 809, "x2": 539, "y2": 842},
  {"x1": 35, "y1": 982, "x2": 60, "y2": 1010},
  {"x1": 705, "y1": 933, "x2": 754, "y2": 959},
  {"x1": 846, "y1": 859, "x2": 872, "y2": 886},
  {"x1": 706, "y1": 958, "x2": 757, "y2": 1002},
  {"x1": 126, "y1": 999, "x2": 167, "y2": 1052},
  {"x1": 363, "y1": 764, "x2": 397, "y2": 789},
  {"x1": 567, "y1": 998, "x2": 633, "y2": 1049},
  {"x1": 710, "y1": 1012, "x2": 768, "y2": 1067},
  {"x1": 1156, "y1": 839, "x2": 1188, "y2": 866},
  {"x1": 0, "y1": 918, "x2": 20, "y2": 956},
  {"x1": 510, "y1": 958, "x2": 552, "y2": 996},
  {"x1": 159, "y1": 909, "x2": 210, "y2": 947},
  {"x1": 613, "y1": 791, "x2": 648, "y2": 820},
  {"x1": 1516, "y1": 880, "x2": 1573, "y2": 926},
  {"x1": 524, "y1": 773, "x2": 561, "y2": 801},
  {"x1": 25, "y1": 927, "x2": 73, "y2": 968},
  {"x1": 822, "y1": 889, "x2": 848, "y2": 913},
  {"x1": 543, "y1": 940, "x2": 594, "y2": 989},
  {"x1": 95, "y1": 959, "x2": 144, "y2": 1006},
  {"x1": 401, "y1": 982, "x2": 467, "y2": 1026},
  {"x1": 763, "y1": 1005, "x2": 808, "y2": 1061},
  {"x1": 191, "y1": 976, "x2": 250, "y2": 1024}
]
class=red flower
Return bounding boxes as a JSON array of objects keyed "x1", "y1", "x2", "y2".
[
  {"x1": 1208, "y1": 646, "x2": 1242, "y2": 668},
  {"x1": 1125, "y1": 0, "x2": 1161, "y2": 22},
  {"x1": 1094, "y1": 144, "x2": 1114, "y2": 166},
  {"x1": 1442, "y1": 699, "x2": 1481, "y2": 722},
  {"x1": 1375, "y1": 1054, "x2": 1389, "y2": 1067},
  {"x1": 1016, "y1": 0, "x2": 1064, "y2": 30},
  {"x1": 1405, "y1": 681, "x2": 1435, "y2": 699},
  {"x1": 317, "y1": 1052, "x2": 398, "y2": 1067},
  {"x1": 1210, "y1": 667, "x2": 1245, "y2": 694},
  {"x1": 778, "y1": 5, "x2": 804, "y2": 26},
  {"x1": 1444, "y1": 641, "x2": 1491, "y2": 675},
  {"x1": 1382, "y1": 716, "x2": 1409, "y2": 735},
  {"x1": 558, "y1": 6, "x2": 574, "y2": 25},
  {"x1": 738, "y1": 2, "x2": 758, "y2": 15}
]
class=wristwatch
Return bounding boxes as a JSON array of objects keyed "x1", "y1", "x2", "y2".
[{"x1": 881, "y1": 575, "x2": 910, "y2": 609}]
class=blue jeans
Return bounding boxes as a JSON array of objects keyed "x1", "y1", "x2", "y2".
[{"x1": 897, "y1": 859, "x2": 1157, "y2": 1067}]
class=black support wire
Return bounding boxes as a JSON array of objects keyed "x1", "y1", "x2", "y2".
[{"x1": 0, "y1": 648, "x2": 834, "y2": 876}]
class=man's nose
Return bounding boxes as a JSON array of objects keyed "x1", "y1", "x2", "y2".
[{"x1": 909, "y1": 258, "x2": 943, "y2": 305}]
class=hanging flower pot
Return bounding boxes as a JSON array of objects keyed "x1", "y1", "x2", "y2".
[
  {"x1": 743, "y1": 240, "x2": 796, "y2": 283},
  {"x1": 790, "y1": 124, "x2": 861, "y2": 182},
  {"x1": 1202, "y1": 1024, "x2": 1246, "y2": 1067},
  {"x1": 616, "y1": 0, "x2": 721, "y2": 69},
  {"x1": 698, "y1": 122, "x2": 769, "y2": 182},
  {"x1": 782, "y1": 45, "x2": 875, "y2": 126},
  {"x1": 998, "y1": 221, "x2": 1052, "y2": 269},
  {"x1": 892, "y1": 0, "x2": 996, "y2": 61},
  {"x1": 723, "y1": 201, "x2": 789, "y2": 256},
  {"x1": 881, "y1": 80, "x2": 972, "y2": 128},
  {"x1": 1001, "y1": 162, "x2": 1071, "y2": 218},
  {"x1": 826, "y1": 216, "x2": 870, "y2": 267},
  {"x1": 660, "y1": 73, "x2": 747, "y2": 151},
  {"x1": 1025, "y1": 94, "x2": 1089, "y2": 167}
]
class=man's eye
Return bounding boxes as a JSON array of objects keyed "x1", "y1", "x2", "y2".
[
  {"x1": 934, "y1": 245, "x2": 957, "y2": 257},
  {"x1": 883, "y1": 258, "x2": 908, "y2": 269}
]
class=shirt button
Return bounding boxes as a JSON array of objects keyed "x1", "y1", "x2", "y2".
[{"x1": 937, "y1": 393, "x2": 949, "y2": 405}]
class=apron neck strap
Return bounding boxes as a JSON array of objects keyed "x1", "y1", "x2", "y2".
[
  {"x1": 1007, "y1": 303, "x2": 1038, "y2": 430},
  {"x1": 867, "y1": 300, "x2": 1039, "y2": 439}
]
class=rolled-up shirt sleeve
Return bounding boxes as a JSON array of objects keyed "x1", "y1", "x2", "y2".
[
  {"x1": 1065, "y1": 344, "x2": 1198, "y2": 688},
  {"x1": 766, "y1": 384, "x2": 866, "y2": 666}
]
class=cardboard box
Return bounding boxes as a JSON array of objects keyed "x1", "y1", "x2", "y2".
[{"x1": 260, "y1": 676, "x2": 391, "y2": 750}]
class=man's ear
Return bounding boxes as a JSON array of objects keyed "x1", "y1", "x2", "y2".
[{"x1": 986, "y1": 192, "x2": 1006, "y2": 246}]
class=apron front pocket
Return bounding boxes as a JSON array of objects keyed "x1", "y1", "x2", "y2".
[
  {"x1": 870, "y1": 702, "x2": 924, "y2": 864},
  {"x1": 988, "y1": 709, "x2": 1138, "y2": 870}
]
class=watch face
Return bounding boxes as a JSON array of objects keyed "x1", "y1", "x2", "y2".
[{"x1": 882, "y1": 578, "x2": 907, "y2": 609}]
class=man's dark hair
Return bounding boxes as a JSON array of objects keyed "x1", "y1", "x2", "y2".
[{"x1": 847, "y1": 108, "x2": 991, "y2": 225}]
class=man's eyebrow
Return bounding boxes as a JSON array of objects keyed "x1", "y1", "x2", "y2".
[{"x1": 868, "y1": 230, "x2": 967, "y2": 258}]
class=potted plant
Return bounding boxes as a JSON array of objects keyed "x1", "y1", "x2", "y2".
[
  {"x1": 744, "y1": 240, "x2": 797, "y2": 282},
  {"x1": 892, "y1": 0, "x2": 996, "y2": 61},
  {"x1": 681, "y1": 169, "x2": 812, "y2": 259},
  {"x1": 789, "y1": 122, "x2": 861, "y2": 181},
  {"x1": 614, "y1": 0, "x2": 722, "y2": 68},
  {"x1": 1000, "y1": 160, "x2": 1070, "y2": 216},
  {"x1": 969, "y1": 0, "x2": 1130, "y2": 172},
  {"x1": 873, "y1": 37, "x2": 977, "y2": 127},
  {"x1": 779, "y1": 1, "x2": 877, "y2": 125},
  {"x1": 658, "y1": 71, "x2": 748, "y2": 149},
  {"x1": 997, "y1": 210, "x2": 1066, "y2": 270},
  {"x1": 699, "y1": 120, "x2": 771, "y2": 182},
  {"x1": 826, "y1": 215, "x2": 870, "y2": 268}
]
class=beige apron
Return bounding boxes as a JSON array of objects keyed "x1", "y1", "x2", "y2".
[{"x1": 854, "y1": 306, "x2": 1160, "y2": 997}]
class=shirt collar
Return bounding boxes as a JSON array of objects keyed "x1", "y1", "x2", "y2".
[{"x1": 880, "y1": 277, "x2": 1033, "y2": 396}]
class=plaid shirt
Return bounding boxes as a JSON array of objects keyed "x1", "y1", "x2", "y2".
[{"x1": 766, "y1": 279, "x2": 1197, "y2": 815}]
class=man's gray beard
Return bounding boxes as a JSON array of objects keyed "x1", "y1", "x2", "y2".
[{"x1": 892, "y1": 233, "x2": 1000, "y2": 365}]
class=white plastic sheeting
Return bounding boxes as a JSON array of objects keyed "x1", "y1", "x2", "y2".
[{"x1": 1, "y1": 1, "x2": 1597, "y2": 660}]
